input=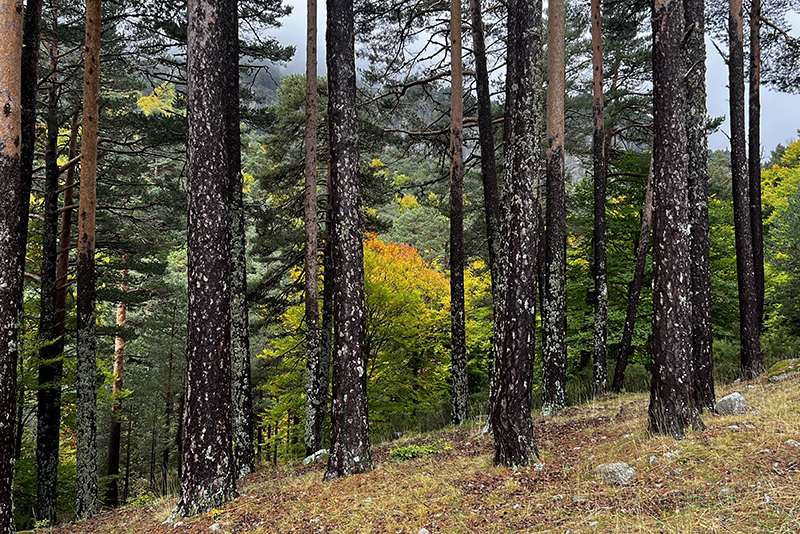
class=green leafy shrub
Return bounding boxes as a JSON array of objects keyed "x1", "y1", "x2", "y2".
[{"x1": 388, "y1": 439, "x2": 451, "y2": 462}]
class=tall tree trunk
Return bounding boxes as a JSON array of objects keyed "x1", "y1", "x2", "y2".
[
  {"x1": 649, "y1": 0, "x2": 700, "y2": 438},
  {"x1": 122, "y1": 411, "x2": 132, "y2": 504},
  {"x1": 75, "y1": 0, "x2": 102, "y2": 518},
  {"x1": 38, "y1": 108, "x2": 78, "y2": 524},
  {"x1": 19, "y1": 0, "x2": 43, "y2": 306},
  {"x1": 36, "y1": 48, "x2": 64, "y2": 525},
  {"x1": 324, "y1": 0, "x2": 372, "y2": 481},
  {"x1": 162, "y1": 306, "x2": 177, "y2": 495},
  {"x1": 748, "y1": 0, "x2": 764, "y2": 333},
  {"x1": 491, "y1": 0, "x2": 542, "y2": 467},
  {"x1": 542, "y1": 0, "x2": 567, "y2": 417},
  {"x1": 449, "y1": 0, "x2": 468, "y2": 426},
  {"x1": 176, "y1": 0, "x2": 237, "y2": 516},
  {"x1": 469, "y1": 0, "x2": 501, "y2": 296},
  {"x1": 685, "y1": 0, "x2": 715, "y2": 410},
  {"x1": 611, "y1": 163, "x2": 652, "y2": 393},
  {"x1": 105, "y1": 279, "x2": 126, "y2": 506},
  {"x1": 227, "y1": 0, "x2": 255, "y2": 480},
  {"x1": 0, "y1": 4, "x2": 24, "y2": 532},
  {"x1": 590, "y1": 0, "x2": 608, "y2": 398},
  {"x1": 303, "y1": 0, "x2": 325, "y2": 457},
  {"x1": 729, "y1": 0, "x2": 762, "y2": 379}
]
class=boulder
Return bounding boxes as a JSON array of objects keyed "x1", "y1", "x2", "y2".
[
  {"x1": 594, "y1": 462, "x2": 636, "y2": 485},
  {"x1": 714, "y1": 392, "x2": 747, "y2": 415},
  {"x1": 767, "y1": 359, "x2": 800, "y2": 383}
]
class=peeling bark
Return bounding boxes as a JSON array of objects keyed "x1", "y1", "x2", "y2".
[
  {"x1": 542, "y1": 0, "x2": 567, "y2": 417},
  {"x1": 729, "y1": 0, "x2": 762, "y2": 379},
  {"x1": 304, "y1": 0, "x2": 325, "y2": 456},
  {"x1": 176, "y1": 0, "x2": 237, "y2": 516},
  {"x1": 648, "y1": 0, "x2": 700, "y2": 438},
  {"x1": 324, "y1": 0, "x2": 372, "y2": 481},
  {"x1": 449, "y1": 0, "x2": 468, "y2": 427},
  {"x1": 590, "y1": 0, "x2": 608, "y2": 399},
  {"x1": 0, "y1": 4, "x2": 24, "y2": 533},
  {"x1": 490, "y1": 0, "x2": 542, "y2": 467},
  {"x1": 76, "y1": 0, "x2": 102, "y2": 518},
  {"x1": 685, "y1": 0, "x2": 715, "y2": 410}
]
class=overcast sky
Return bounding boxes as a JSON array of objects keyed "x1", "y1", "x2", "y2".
[{"x1": 270, "y1": 2, "x2": 800, "y2": 158}]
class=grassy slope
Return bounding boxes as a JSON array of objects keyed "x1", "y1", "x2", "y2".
[{"x1": 40, "y1": 375, "x2": 800, "y2": 533}]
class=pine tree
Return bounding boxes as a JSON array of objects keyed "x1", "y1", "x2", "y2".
[{"x1": 324, "y1": 0, "x2": 372, "y2": 481}]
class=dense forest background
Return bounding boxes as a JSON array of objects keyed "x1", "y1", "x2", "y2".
[{"x1": 1, "y1": 0, "x2": 799, "y2": 530}]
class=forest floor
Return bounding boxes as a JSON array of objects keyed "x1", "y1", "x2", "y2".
[{"x1": 37, "y1": 373, "x2": 800, "y2": 533}]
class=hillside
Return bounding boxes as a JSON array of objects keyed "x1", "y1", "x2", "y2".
[{"x1": 38, "y1": 374, "x2": 799, "y2": 533}]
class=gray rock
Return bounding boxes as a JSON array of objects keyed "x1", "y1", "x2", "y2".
[
  {"x1": 302, "y1": 448, "x2": 329, "y2": 466},
  {"x1": 594, "y1": 462, "x2": 636, "y2": 485},
  {"x1": 785, "y1": 439, "x2": 800, "y2": 448},
  {"x1": 572, "y1": 495, "x2": 587, "y2": 503},
  {"x1": 767, "y1": 359, "x2": 800, "y2": 383},
  {"x1": 418, "y1": 529, "x2": 431, "y2": 534},
  {"x1": 173, "y1": 523, "x2": 184, "y2": 529},
  {"x1": 209, "y1": 524, "x2": 221, "y2": 532},
  {"x1": 649, "y1": 456, "x2": 658, "y2": 465},
  {"x1": 589, "y1": 521, "x2": 599, "y2": 527},
  {"x1": 715, "y1": 392, "x2": 747, "y2": 415}
]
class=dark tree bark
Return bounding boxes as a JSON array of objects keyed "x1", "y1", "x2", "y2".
[
  {"x1": 542, "y1": 0, "x2": 567, "y2": 417},
  {"x1": 685, "y1": 0, "x2": 715, "y2": 410},
  {"x1": 19, "y1": 0, "x2": 43, "y2": 303},
  {"x1": 490, "y1": 0, "x2": 542, "y2": 467},
  {"x1": 729, "y1": 0, "x2": 762, "y2": 379},
  {"x1": 226, "y1": 0, "x2": 255, "y2": 479},
  {"x1": 303, "y1": 0, "x2": 325, "y2": 456},
  {"x1": 324, "y1": 0, "x2": 372, "y2": 481},
  {"x1": 76, "y1": 0, "x2": 102, "y2": 518},
  {"x1": 0, "y1": 5, "x2": 24, "y2": 532},
  {"x1": 748, "y1": 0, "x2": 764, "y2": 333},
  {"x1": 611, "y1": 163, "x2": 652, "y2": 393},
  {"x1": 649, "y1": 0, "x2": 700, "y2": 438},
  {"x1": 176, "y1": 0, "x2": 237, "y2": 516},
  {"x1": 449, "y1": 0, "x2": 468, "y2": 426},
  {"x1": 469, "y1": 0, "x2": 501, "y2": 296},
  {"x1": 105, "y1": 293, "x2": 126, "y2": 506},
  {"x1": 36, "y1": 55, "x2": 66, "y2": 525},
  {"x1": 161, "y1": 307, "x2": 177, "y2": 495},
  {"x1": 590, "y1": 0, "x2": 608, "y2": 398}
]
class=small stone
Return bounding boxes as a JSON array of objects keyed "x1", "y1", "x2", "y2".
[
  {"x1": 209, "y1": 524, "x2": 221, "y2": 532},
  {"x1": 760, "y1": 449, "x2": 772, "y2": 454},
  {"x1": 715, "y1": 392, "x2": 747, "y2": 415},
  {"x1": 663, "y1": 451, "x2": 674, "y2": 458},
  {"x1": 764, "y1": 494, "x2": 773, "y2": 504},
  {"x1": 719, "y1": 488, "x2": 732, "y2": 497},
  {"x1": 649, "y1": 456, "x2": 658, "y2": 465},
  {"x1": 785, "y1": 439, "x2": 800, "y2": 448},
  {"x1": 623, "y1": 433, "x2": 632, "y2": 438},
  {"x1": 747, "y1": 385, "x2": 755, "y2": 389},
  {"x1": 533, "y1": 463, "x2": 545, "y2": 471},
  {"x1": 513, "y1": 504, "x2": 521, "y2": 510},
  {"x1": 594, "y1": 462, "x2": 636, "y2": 485},
  {"x1": 589, "y1": 521, "x2": 599, "y2": 527},
  {"x1": 173, "y1": 523, "x2": 184, "y2": 529},
  {"x1": 672, "y1": 468, "x2": 684, "y2": 476},
  {"x1": 749, "y1": 410, "x2": 761, "y2": 415},
  {"x1": 572, "y1": 495, "x2": 587, "y2": 503},
  {"x1": 364, "y1": 497, "x2": 373, "y2": 503},
  {"x1": 728, "y1": 425, "x2": 740, "y2": 430},
  {"x1": 553, "y1": 494, "x2": 565, "y2": 501},
  {"x1": 418, "y1": 529, "x2": 431, "y2": 534}
]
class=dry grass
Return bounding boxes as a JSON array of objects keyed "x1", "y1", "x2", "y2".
[{"x1": 38, "y1": 375, "x2": 800, "y2": 534}]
